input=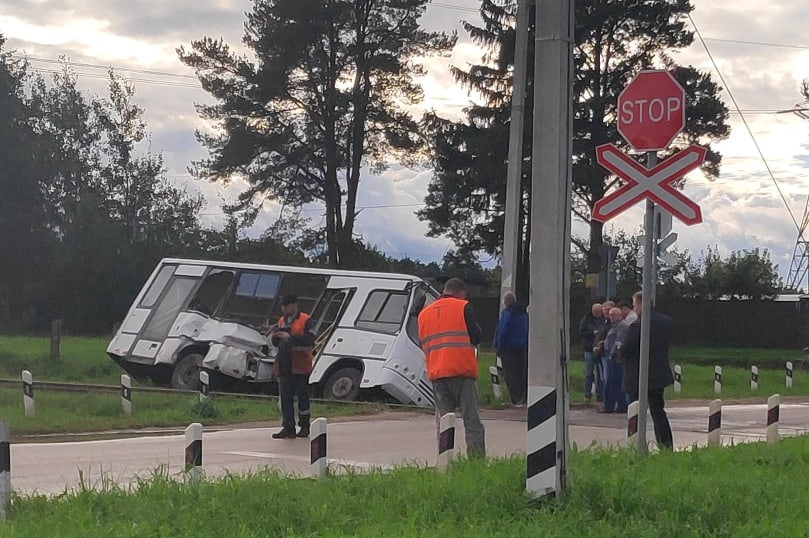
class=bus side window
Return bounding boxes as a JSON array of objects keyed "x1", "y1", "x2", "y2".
[
  {"x1": 220, "y1": 272, "x2": 280, "y2": 325},
  {"x1": 355, "y1": 291, "x2": 409, "y2": 334},
  {"x1": 188, "y1": 270, "x2": 234, "y2": 316}
]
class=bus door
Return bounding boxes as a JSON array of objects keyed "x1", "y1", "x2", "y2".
[{"x1": 309, "y1": 288, "x2": 355, "y2": 362}]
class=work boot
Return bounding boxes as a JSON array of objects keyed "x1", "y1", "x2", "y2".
[
  {"x1": 272, "y1": 428, "x2": 296, "y2": 439},
  {"x1": 296, "y1": 428, "x2": 310, "y2": 438}
]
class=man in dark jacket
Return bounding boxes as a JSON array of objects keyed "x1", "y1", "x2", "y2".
[
  {"x1": 623, "y1": 291, "x2": 674, "y2": 449},
  {"x1": 579, "y1": 302, "x2": 606, "y2": 403},
  {"x1": 494, "y1": 291, "x2": 528, "y2": 406}
]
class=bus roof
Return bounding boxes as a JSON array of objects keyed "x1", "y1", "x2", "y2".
[{"x1": 160, "y1": 258, "x2": 428, "y2": 283}]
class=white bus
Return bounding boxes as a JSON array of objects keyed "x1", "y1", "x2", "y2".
[{"x1": 107, "y1": 258, "x2": 438, "y2": 407}]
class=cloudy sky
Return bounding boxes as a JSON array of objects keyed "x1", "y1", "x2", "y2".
[{"x1": 2, "y1": 1, "x2": 808, "y2": 283}]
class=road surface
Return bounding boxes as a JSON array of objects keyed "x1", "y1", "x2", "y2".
[{"x1": 10, "y1": 401, "x2": 809, "y2": 495}]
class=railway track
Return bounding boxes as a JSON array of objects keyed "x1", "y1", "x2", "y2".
[{"x1": 0, "y1": 378, "x2": 427, "y2": 410}]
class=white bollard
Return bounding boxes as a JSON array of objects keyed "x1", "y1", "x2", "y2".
[
  {"x1": 708, "y1": 399, "x2": 722, "y2": 447},
  {"x1": 786, "y1": 362, "x2": 793, "y2": 389},
  {"x1": 627, "y1": 401, "x2": 639, "y2": 446},
  {"x1": 714, "y1": 366, "x2": 722, "y2": 395},
  {"x1": 437, "y1": 413, "x2": 456, "y2": 472},
  {"x1": 121, "y1": 374, "x2": 132, "y2": 416},
  {"x1": 767, "y1": 394, "x2": 780, "y2": 445},
  {"x1": 199, "y1": 371, "x2": 210, "y2": 402},
  {"x1": 310, "y1": 417, "x2": 328, "y2": 478},
  {"x1": 674, "y1": 365, "x2": 682, "y2": 393},
  {"x1": 22, "y1": 370, "x2": 34, "y2": 418},
  {"x1": 184, "y1": 422, "x2": 203, "y2": 482},
  {"x1": 0, "y1": 422, "x2": 9, "y2": 521},
  {"x1": 750, "y1": 366, "x2": 759, "y2": 392},
  {"x1": 489, "y1": 365, "x2": 502, "y2": 400}
]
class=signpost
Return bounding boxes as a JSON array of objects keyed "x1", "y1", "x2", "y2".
[{"x1": 593, "y1": 69, "x2": 704, "y2": 454}]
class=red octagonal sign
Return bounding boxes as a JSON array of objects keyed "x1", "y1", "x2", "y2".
[{"x1": 617, "y1": 70, "x2": 686, "y2": 152}]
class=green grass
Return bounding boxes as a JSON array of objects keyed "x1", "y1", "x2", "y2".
[
  {"x1": 0, "y1": 389, "x2": 383, "y2": 438},
  {"x1": 479, "y1": 351, "x2": 809, "y2": 404},
  {"x1": 4, "y1": 437, "x2": 809, "y2": 536},
  {"x1": 0, "y1": 336, "x2": 118, "y2": 384}
]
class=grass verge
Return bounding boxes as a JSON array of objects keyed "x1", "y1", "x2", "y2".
[
  {"x1": 0, "y1": 389, "x2": 382, "y2": 439},
  {"x1": 3, "y1": 436, "x2": 809, "y2": 536}
]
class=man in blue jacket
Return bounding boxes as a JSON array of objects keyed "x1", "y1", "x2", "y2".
[{"x1": 494, "y1": 291, "x2": 528, "y2": 406}]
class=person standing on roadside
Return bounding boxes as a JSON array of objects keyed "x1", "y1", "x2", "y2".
[
  {"x1": 418, "y1": 277, "x2": 486, "y2": 458},
  {"x1": 579, "y1": 302, "x2": 605, "y2": 403},
  {"x1": 623, "y1": 291, "x2": 674, "y2": 449},
  {"x1": 270, "y1": 295, "x2": 316, "y2": 440},
  {"x1": 494, "y1": 291, "x2": 528, "y2": 406},
  {"x1": 599, "y1": 307, "x2": 627, "y2": 414}
]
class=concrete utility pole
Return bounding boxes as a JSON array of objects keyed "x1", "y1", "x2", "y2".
[
  {"x1": 500, "y1": 0, "x2": 532, "y2": 302},
  {"x1": 525, "y1": 0, "x2": 573, "y2": 497}
]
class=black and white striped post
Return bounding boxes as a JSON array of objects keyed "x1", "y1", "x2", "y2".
[
  {"x1": 786, "y1": 361, "x2": 793, "y2": 389},
  {"x1": 526, "y1": 388, "x2": 558, "y2": 495},
  {"x1": 437, "y1": 413, "x2": 455, "y2": 473},
  {"x1": 673, "y1": 365, "x2": 682, "y2": 393},
  {"x1": 199, "y1": 371, "x2": 210, "y2": 402},
  {"x1": 121, "y1": 374, "x2": 132, "y2": 416},
  {"x1": 714, "y1": 366, "x2": 722, "y2": 395},
  {"x1": 708, "y1": 399, "x2": 721, "y2": 447},
  {"x1": 767, "y1": 394, "x2": 780, "y2": 445},
  {"x1": 184, "y1": 422, "x2": 203, "y2": 482},
  {"x1": 627, "y1": 401, "x2": 639, "y2": 445},
  {"x1": 489, "y1": 366, "x2": 502, "y2": 400},
  {"x1": 0, "y1": 421, "x2": 9, "y2": 521},
  {"x1": 22, "y1": 370, "x2": 34, "y2": 418},
  {"x1": 750, "y1": 366, "x2": 759, "y2": 391},
  {"x1": 310, "y1": 417, "x2": 328, "y2": 478}
]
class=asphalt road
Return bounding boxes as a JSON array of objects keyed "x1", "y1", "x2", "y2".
[{"x1": 10, "y1": 400, "x2": 809, "y2": 496}]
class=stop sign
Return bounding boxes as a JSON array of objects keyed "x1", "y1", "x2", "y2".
[{"x1": 617, "y1": 70, "x2": 686, "y2": 152}]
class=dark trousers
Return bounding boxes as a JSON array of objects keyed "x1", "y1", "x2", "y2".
[
  {"x1": 279, "y1": 374, "x2": 311, "y2": 431},
  {"x1": 604, "y1": 358, "x2": 626, "y2": 413},
  {"x1": 498, "y1": 348, "x2": 527, "y2": 404},
  {"x1": 628, "y1": 388, "x2": 673, "y2": 450}
]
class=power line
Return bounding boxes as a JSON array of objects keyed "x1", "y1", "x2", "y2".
[
  {"x1": 702, "y1": 37, "x2": 809, "y2": 51},
  {"x1": 13, "y1": 54, "x2": 198, "y2": 79}
]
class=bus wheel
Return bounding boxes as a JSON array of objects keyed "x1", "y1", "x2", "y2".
[
  {"x1": 324, "y1": 367, "x2": 361, "y2": 401},
  {"x1": 171, "y1": 353, "x2": 203, "y2": 391}
]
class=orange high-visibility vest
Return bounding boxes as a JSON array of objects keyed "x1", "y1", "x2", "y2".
[
  {"x1": 418, "y1": 296, "x2": 478, "y2": 381},
  {"x1": 274, "y1": 312, "x2": 314, "y2": 375}
]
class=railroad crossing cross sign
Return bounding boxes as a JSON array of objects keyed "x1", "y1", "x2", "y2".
[
  {"x1": 591, "y1": 143, "x2": 706, "y2": 225},
  {"x1": 618, "y1": 70, "x2": 686, "y2": 152}
]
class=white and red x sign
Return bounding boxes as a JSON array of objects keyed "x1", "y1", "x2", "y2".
[{"x1": 592, "y1": 143, "x2": 706, "y2": 225}]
